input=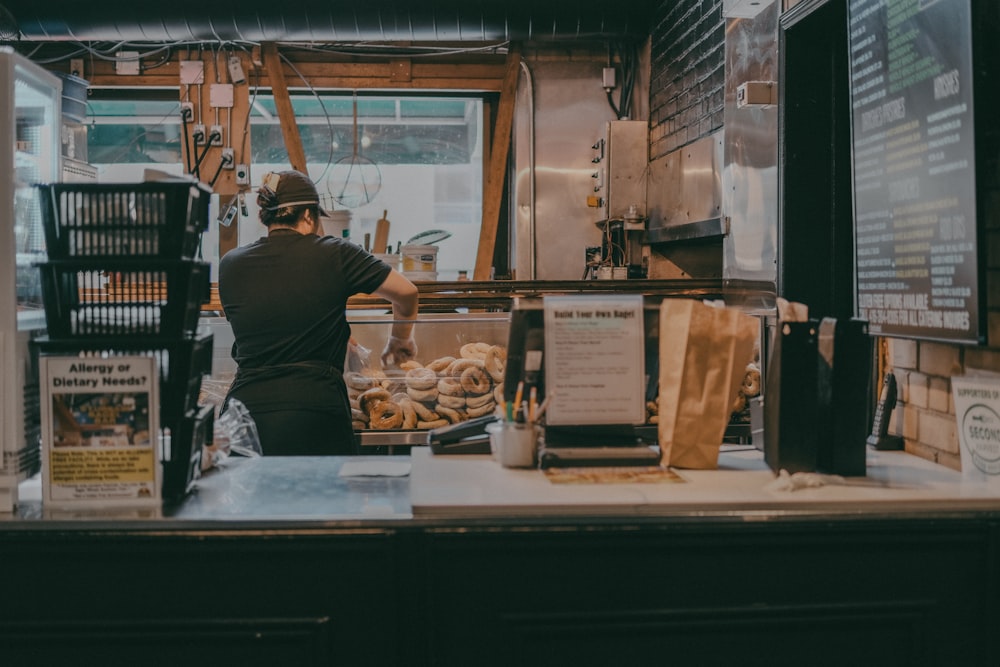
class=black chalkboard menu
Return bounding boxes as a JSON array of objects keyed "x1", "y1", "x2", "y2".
[{"x1": 848, "y1": 0, "x2": 983, "y2": 343}]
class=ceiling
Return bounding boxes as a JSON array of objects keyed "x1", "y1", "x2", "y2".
[{"x1": 0, "y1": 1, "x2": 653, "y2": 42}]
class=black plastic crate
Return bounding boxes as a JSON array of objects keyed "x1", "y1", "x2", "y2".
[
  {"x1": 36, "y1": 181, "x2": 211, "y2": 259},
  {"x1": 162, "y1": 403, "x2": 214, "y2": 502},
  {"x1": 32, "y1": 332, "x2": 214, "y2": 426},
  {"x1": 38, "y1": 259, "x2": 210, "y2": 339}
]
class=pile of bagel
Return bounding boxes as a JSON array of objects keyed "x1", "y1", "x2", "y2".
[
  {"x1": 643, "y1": 362, "x2": 762, "y2": 425},
  {"x1": 730, "y1": 362, "x2": 761, "y2": 422},
  {"x1": 346, "y1": 342, "x2": 507, "y2": 430}
]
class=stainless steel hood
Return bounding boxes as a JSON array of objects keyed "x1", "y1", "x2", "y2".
[{"x1": 0, "y1": 1, "x2": 653, "y2": 42}]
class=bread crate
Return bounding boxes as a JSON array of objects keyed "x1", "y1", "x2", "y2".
[
  {"x1": 37, "y1": 259, "x2": 211, "y2": 339},
  {"x1": 37, "y1": 181, "x2": 211, "y2": 259}
]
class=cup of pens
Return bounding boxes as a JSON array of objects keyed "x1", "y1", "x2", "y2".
[
  {"x1": 492, "y1": 382, "x2": 546, "y2": 468},
  {"x1": 486, "y1": 421, "x2": 538, "y2": 468}
]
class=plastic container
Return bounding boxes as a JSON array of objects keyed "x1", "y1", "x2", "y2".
[
  {"x1": 375, "y1": 252, "x2": 400, "y2": 270},
  {"x1": 38, "y1": 259, "x2": 211, "y2": 339},
  {"x1": 400, "y1": 244, "x2": 438, "y2": 273},
  {"x1": 36, "y1": 182, "x2": 212, "y2": 259}
]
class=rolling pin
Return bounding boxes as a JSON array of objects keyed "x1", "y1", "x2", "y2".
[{"x1": 374, "y1": 210, "x2": 391, "y2": 254}]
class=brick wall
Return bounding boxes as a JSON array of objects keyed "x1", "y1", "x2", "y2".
[
  {"x1": 649, "y1": 0, "x2": 726, "y2": 160},
  {"x1": 887, "y1": 338, "x2": 1000, "y2": 470}
]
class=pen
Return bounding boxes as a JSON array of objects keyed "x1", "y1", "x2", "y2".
[
  {"x1": 528, "y1": 386, "x2": 537, "y2": 422},
  {"x1": 535, "y1": 394, "x2": 552, "y2": 421}
]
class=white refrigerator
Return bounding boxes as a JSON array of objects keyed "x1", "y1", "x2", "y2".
[{"x1": 0, "y1": 47, "x2": 61, "y2": 511}]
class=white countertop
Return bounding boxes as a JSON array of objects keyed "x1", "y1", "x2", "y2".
[{"x1": 410, "y1": 445, "x2": 1000, "y2": 518}]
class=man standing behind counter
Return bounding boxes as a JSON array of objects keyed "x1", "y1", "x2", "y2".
[{"x1": 219, "y1": 170, "x2": 418, "y2": 455}]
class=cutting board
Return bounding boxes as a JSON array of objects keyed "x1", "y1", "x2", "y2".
[{"x1": 374, "y1": 210, "x2": 391, "y2": 254}]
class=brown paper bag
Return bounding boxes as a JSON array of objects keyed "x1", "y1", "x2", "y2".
[{"x1": 658, "y1": 299, "x2": 758, "y2": 469}]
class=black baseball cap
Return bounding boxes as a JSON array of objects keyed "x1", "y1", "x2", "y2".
[{"x1": 260, "y1": 170, "x2": 329, "y2": 215}]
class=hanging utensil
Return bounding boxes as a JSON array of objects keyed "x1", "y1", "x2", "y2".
[{"x1": 326, "y1": 91, "x2": 382, "y2": 209}]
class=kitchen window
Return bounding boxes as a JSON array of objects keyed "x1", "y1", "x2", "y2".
[{"x1": 85, "y1": 91, "x2": 485, "y2": 279}]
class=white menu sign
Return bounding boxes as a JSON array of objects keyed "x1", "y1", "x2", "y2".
[{"x1": 543, "y1": 295, "x2": 645, "y2": 426}]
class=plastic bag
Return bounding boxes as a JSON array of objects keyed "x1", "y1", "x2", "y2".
[
  {"x1": 205, "y1": 398, "x2": 263, "y2": 467},
  {"x1": 346, "y1": 337, "x2": 373, "y2": 373}
]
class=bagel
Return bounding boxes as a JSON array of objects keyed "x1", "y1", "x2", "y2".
[
  {"x1": 358, "y1": 387, "x2": 390, "y2": 414},
  {"x1": 731, "y1": 392, "x2": 747, "y2": 414},
  {"x1": 380, "y1": 369, "x2": 407, "y2": 394},
  {"x1": 466, "y1": 392, "x2": 496, "y2": 409},
  {"x1": 345, "y1": 371, "x2": 374, "y2": 391},
  {"x1": 352, "y1": 420, "x2": 368, "y2": 430},
  {"x1": 405, "y1": 367, "x2": 438, "y2": 391},
  {"x1": 460, "y1": 342, "x2": 491, "y2": 360},
  {"x1": 426, "y1": 356, "x2": 455, "y2": 376},
  {"x1": 437, "y1": 377, "x2": 465, "y2": 397},
  {"x1": 399, "y1": 360, "x2": 423, "y2": 372},
  {"x1": 447, "y1": 358, "x2": 484, "y2": 377},
  {"x1": 398, "y1": 398, "x2": 418, "y2": 429},
  {"x1": 437, "y1": 393, "x2": 467, "y2": 409},
  {"x1": 410, "y1": 400, "x2": 439, "y2": 422},
  {"x1": 460, "y1": 365, "x2": 492, "y2": 395},
  {"x1": 484, "y1": 345, "x2": 507, "y2": 382},
  {"x1": 742, "y1": 365, "x2": 762, "y2": 397},
  {"x1": 466, "y1": 401, "x2": 496, "y2": 418},
  {"x1": 351, "y1": 407, "x2": 369, "y2": 423},
  {"x1": 417, "y1": 418, "x2": 449, "y2": 429},
  {"x1": 407, "y1": 386, "x2": 439, "y2": 403},
  {"x1": 436, "y1": 405, "x2": 466, "y2": 424},
  {"x1": 369, "y1": 400, "x2": 404, "y2": 430},
  {"x1": 493, "y1": 382, "x2": 505, "y2": 404}
]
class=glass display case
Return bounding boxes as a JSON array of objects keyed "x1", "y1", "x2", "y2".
[
  {"x1": 0, "y1": 48, "x2": 62, "y2": 510},
  {"x1": 344, "y1": 311, "x2": 511, "y2": 446}
]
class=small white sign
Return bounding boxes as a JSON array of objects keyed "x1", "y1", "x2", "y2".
[
  {"x1": 40, "y1": 355, "x2": 161, "y2": 508},
  {"x1": 952, "y1": 374, "x2": 1000, "y2": 484},
  {"x1": 542, "y1": 295, "x2": 646, "y2": 426}
]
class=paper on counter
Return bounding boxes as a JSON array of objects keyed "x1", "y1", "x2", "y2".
[{"x1": 339, "y1": 461, "x2": 412, "y2": 478}]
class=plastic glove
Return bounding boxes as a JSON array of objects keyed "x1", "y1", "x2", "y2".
[{"x1": 381, "y1": 335, "x2": 417, "y2": 367}]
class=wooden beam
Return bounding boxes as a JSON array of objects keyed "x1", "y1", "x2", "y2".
[
  {"x1": 474, "y1": 44, "x2": 521, "y2": 280},
  {"x1": 262, "y1": 42, "x2": 308, "y2": 173}
]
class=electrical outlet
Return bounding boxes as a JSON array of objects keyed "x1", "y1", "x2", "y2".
[
  {"x1": 227, "y1": 55, "x2": 246, "y2": 85},
  {"x1": 235, "y1": 163, "x2": 250, "y2": 186},
  {"x1": 209, "y1": 125, "x2": 224, "y2": 147},
  {"x1": 221, "y1": 148, "x2": 235, "y2": 168},
  {"x1": 602, "y1": 67, "x2": 616, "y2": 89},
  {"x1": 179, "y1": 102, "x2": 194, "y2": 121},
  {"x1": 193, "y1": 124, "x2": 206, "y2": 145}
]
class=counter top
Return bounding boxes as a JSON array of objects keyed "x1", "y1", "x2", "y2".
[
  {"x1": 5, "y1": 447, "x2": 1000, "y2": 528},
  {"x1": 409, "y1": 445, "x2": 1000, "y2": 518}
]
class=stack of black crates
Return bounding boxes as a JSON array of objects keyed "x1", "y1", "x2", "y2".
[{"x1": 33, "y1": 180, "x2": 215, "y2": 501}]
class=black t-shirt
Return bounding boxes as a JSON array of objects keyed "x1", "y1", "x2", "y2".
[{"x1": 218, "y1": 230, "x2": 391, "y2": 412}]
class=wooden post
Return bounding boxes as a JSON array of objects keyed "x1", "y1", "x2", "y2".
[
  {"x1": 262, "y1": 42, "x2": 308, "y2": 173},
  {"x1": 473, "y1": 44, "x2": 521, "y2": 280}
]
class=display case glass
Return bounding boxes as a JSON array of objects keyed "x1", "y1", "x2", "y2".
[{"x1": 345, "y1": 311, "x2": 511, "y2": 445}]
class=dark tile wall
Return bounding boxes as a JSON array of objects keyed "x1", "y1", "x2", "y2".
[{"x1": 649, "y1": 0, "x2": 725, "y2": 160}]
